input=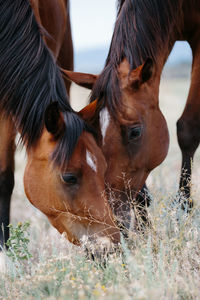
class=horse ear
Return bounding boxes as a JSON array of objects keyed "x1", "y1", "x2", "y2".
[
  {"x1": 61, "y1": 69, "x2": 98, "y2": 90},
  {"x1": 45, "y1": 102, "x2": 64, "y2": 136},
  {"x1": 118, "y1": 58, "x2": 154, "y2": 91},
  {"x1": 140, "y1": 58, "x2": 154, "y2": 83}
]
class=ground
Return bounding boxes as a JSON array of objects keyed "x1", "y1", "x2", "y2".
[{"x1": 1, "y1": 76, "x2": 200, "y2": 300}]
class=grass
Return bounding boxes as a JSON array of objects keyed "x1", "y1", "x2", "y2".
[
  {"x1": 1, "y1": 197, "x2": 200, "y2": 300},
  {"x1": 1, "y1": 77, "x2": 200, "y2": 299}
]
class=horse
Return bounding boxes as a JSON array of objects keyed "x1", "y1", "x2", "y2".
[
  {"x1": 0, "y1": 0, "x2": 120, "y2": 252},
  {"x1": 30, "y1": 0, "x2": 73, "y2": 94},
  {"x1": 63, "y1": 0, "x2": 200, "y2": 230}
]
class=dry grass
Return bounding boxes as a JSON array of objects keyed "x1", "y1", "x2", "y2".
[{"x1": 1, "y1": 77, "x2": 200, "y2": 299}]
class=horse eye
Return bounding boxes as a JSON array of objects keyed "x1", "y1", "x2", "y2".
[
  {"x1": 128, "y1": 126, "x2": 142, "y2": 141},
  {"x1": 61, "y1": 173, "x2": 78, "y2": 185}
]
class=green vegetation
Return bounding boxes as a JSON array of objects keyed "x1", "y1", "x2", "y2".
[{"x1": 6, "y1": 221, "x2": 32, "y2": 262}]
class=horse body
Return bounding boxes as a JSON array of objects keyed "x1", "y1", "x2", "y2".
[
  {"x1": 31, "y1": 0, "x2": 67, "y2": 59},
  {"x1": 65, "y1": 0, "x2": 200, "y2": 229},
  {"x1": 30, "y1": 0, "x2": 74, "y2": 93}
]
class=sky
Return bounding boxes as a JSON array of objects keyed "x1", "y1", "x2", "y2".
[
  {"x1": 70, "y1": 0, "x2": 116, "y2": 51},
  {"x1": 70, "y1": 0, "x2": 192, "y2": 70}
]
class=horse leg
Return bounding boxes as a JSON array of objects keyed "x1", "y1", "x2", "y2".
[
  {"x1": 57, "y1": 0, "x2": 74, "y2": 94},
  {"x1": 0, "y1": 117, "x2": 16, "y2": 249},
  {"x1": 177, "y1": 39, "x2": 200, "y2": 210}
]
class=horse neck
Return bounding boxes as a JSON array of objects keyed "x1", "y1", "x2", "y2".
[
  {"x1": 90, "y1": 0, "x2": 183, "y2": 110},
  {"x1": 107, "y1": 0, "x2": 183, "y2": 68},
  {"x1": 155, "y1": 40, "x2": 177, "y2": 80}
]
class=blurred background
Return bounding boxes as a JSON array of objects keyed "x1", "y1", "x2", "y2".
[{"x1": 70, "y1": 0, "x2": 192, "y2": 75}]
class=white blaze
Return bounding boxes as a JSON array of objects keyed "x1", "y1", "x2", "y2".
[
  {"x1": 86, "y1": 150, "x2": 97, "y2": 172},
  {"x1": 99, "y1": 107, "x2": 110, "y2": 144}
]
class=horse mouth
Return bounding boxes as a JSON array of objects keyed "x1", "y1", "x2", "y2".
[{"x1": 56, "y1": 211, "x2": 120, "y2": 248}]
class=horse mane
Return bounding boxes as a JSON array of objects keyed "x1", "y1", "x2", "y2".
[
  {"x1": 117, "y1": 0, "x2": 125, "y2": 14},
  {"x1": 90, "y1": 0, "x2": 183, "y2": 113},
  {"x1": 0, "y1": 0, "x2": 86, "y2": 164}
]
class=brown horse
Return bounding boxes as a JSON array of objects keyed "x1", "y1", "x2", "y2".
[
  {"x1": 30, "y1": 0, "x2": 73, "y2": 93},
  {"x1": 0, "y1": 0, "x2": 120, "y2": 251},
  {"x1": 63, "y1": 0, "x2": 200, "y2": 228}
]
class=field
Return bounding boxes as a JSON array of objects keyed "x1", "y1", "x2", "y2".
[{"x1": 1, "y1": 76, "x2": 200, "y2": 299}]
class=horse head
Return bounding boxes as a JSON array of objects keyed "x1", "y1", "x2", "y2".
[
  {"x1": 24, "y1": 102, "x2": 120, "y2": 252},
  {"x1": 63, "y1": 58, "x2": 169, "y2": 230}
]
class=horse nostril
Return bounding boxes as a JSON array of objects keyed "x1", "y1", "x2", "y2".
[{"x1": 61, "y1": 173, "x2": 78, "y2": 185}]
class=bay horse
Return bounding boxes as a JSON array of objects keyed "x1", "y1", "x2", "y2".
[
  {"x1": 30, "y1": 0, "x2": 74, "y2": 94},
  {"x1": 0, "y1": 0, "x2": 120, "y2": 251},
  {"x1": 63, "y1": 0, "x2": 200, "y2": 229}
]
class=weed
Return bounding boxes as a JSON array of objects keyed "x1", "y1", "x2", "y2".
[{"x1": 6, "y1": 221, "x2": 32, "y2": 262}]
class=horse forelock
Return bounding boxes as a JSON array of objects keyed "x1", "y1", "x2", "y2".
[
  {"x1": 52, "y1": 111, "x2": 94, "y2": 170},
  {"x1": 90, "y1": 0, "x2": 183, "y2": 115},
  {"x1": 117, "y1": 0, "x2": 126, "y2": 15},
  {"x1": 0, "y1": 0, "x2": 81, "y2": 161},
  {"x1": 90, "y1": 65, "x2": 121, "y2": 118}
]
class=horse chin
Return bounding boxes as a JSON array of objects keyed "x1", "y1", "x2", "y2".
[{"x1": 56, "y1": 213, "x2": 120, "y2": 254}]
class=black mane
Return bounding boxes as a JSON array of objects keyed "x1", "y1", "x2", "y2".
[
  {"x1": 0, "y1": 0, "x2": 85, "y2": 164},
  {"x1": 117, "y1": 0, "x2": 126, "y2": 14},
  {"x1": 90, "y1": 0, "x2": 183, "y2": 113}
]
